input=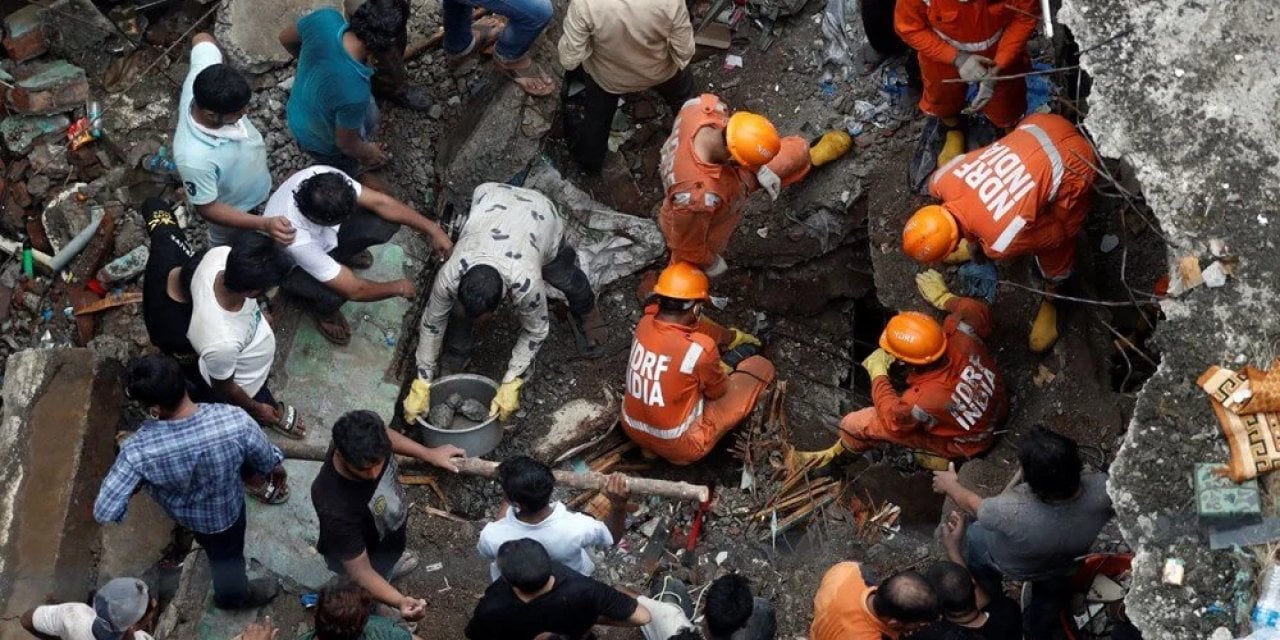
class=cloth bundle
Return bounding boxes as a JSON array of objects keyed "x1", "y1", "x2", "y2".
[{"x1": 1198, "y1": 362, "x2": 1280, "y2": 482}]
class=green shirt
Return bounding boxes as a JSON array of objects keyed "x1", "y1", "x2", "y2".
[{"x1": 297, "y1": 615, "x2": 411, "y2": 640}]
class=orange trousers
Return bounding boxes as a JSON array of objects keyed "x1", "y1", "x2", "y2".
[
  {"x1": 652, "y1": 356, "x2": 776, "y2": 465},
  {"x1": 1033, "y1": 236, "x2": 1076, "y2": 282},
  {"x1": 837, "y1": 407, "x2": 993, "y2": 459},
  {"x1": 918, "y1": 53, "x2": 1029, "y2": 129}
]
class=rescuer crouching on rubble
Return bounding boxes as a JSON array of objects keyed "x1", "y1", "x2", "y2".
[
  {"x1": 795, "y1": 270, "x2": 1006, "y2": 468},
  {"x1": 902, "y1": 113, "x2": 1098, "y2": 353},
  {"x1": 621, "y1": 262, "x2": 775, "y2": 465}
]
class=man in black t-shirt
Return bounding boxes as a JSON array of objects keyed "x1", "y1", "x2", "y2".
[
  {"x1": 311, "y1": 410, "x2": 465, "y2": 621},
  {"x1": 910, "y1": 561, "x2": 1021, "y2": 640},
  {"x1": 139, "y1": 198, "x2": 210, "y2": 399},
  {"x1": 465, "y1": 538, "x2": 651, "y2": 640}
]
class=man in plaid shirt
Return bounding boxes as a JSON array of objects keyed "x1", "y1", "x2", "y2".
[{"x1": 95, "y1": 354, "x2": 287, "y2": 609}]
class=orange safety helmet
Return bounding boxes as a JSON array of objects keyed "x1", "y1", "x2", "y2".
[
  {"x1": 879, "y1": 311, "x2": 947, "y2": 365},
  {"x1": 653, "y1": 261, "x2": 710, "y2": 301},
  {"x1": 726, "y1": 112, "x2": 781, "y2": 169},
  {"x1": 902, "y1": 205, "x2": 960, "y2": 263}
]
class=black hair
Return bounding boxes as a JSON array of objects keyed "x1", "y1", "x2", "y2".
[
  {"x1": 498, "y1": 456, "x2": 554, "y2": 514},
  {"x1": 656, "y1": 295, "x2": 697, "y2": 315},
  {"x1": 458, "y1": 265, "x2": 504, "y2": 318},
  {"x1": 873, "y1": 571, "x2": 939, "y2": 625},
  {"x1": 669, "y1": 631, "x2": 702, "y2": 640},
  {"x1": 192, "y1": 64, "x2": 251, "y2": 115},
  {"x1": 496, "y1": 538, "x2": 552, "y2": 592},
  {"x1": 224, "y1": 232, "x2": 289, "y2": 293},
  {"x1": 1019, "y1": 425, "x2": 1083, "y2": 501},
  {"x1": 332, "y1": 410, "x2": 392, "y2": 470},
  {"x1": 925, "y1": 562, "x2": 977, "y2": 618},
  {"x1": 125, "y1": 354, "x2": 187, "y2": 412},
  {"x1": 348, "y1": 0, "x2": 407, "y2": 56},
  {"x1": 705, "y1": 574, "x2": 755, "y2": 638},
  {"x1": 314, "y1": 580, "x2": 373, "y2": 640},
  {"x1": 294, "y1": 171, "x2": 358, "y2": 227}
]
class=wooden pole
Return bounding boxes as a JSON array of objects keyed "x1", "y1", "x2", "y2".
[{"x1": 274, "y1": 439, "x2": 710, "y2": 503}]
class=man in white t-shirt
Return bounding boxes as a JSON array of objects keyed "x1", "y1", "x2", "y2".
[
  {"x1": 187, "y1": 233, "x2": 304, "y2": 438},
  {"x1": 21, "y1": 577, "x2": 157, "y2": 640},
  {"x1": 476, "y1": 456, "x2": 628, "y2": 581},
  {"x1": 264, "y1": 166, "x2": 453, "y2": 345}
]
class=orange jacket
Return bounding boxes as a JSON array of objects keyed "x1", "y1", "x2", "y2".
[
  {"x1": 894, "y1": 0, "x2": 1038, "y2": 69},
  {"x1": 622, "y1": 305, "x2": 728, "y2": 440},
  {"x1": 811, "y1": 562, "x2": 897, "y2": 640},
  {"x1": 929, "y1": 113, "x2": 1097, "y2": 261},
  {"x1": 870, "y1": 297, "x2": 1006, "y2": 442}
]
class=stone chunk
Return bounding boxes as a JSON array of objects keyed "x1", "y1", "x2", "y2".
[
  {"x1": 0, "y1": 114, "x2": 70, "y2": 154},
  {"x1": 3, "y1": 5, "x2": 48, "y2": 63},
  {"x1": 215, "y1": 0, "x2": 346, "y2": 73},
  {"x1": 7, "y1": 61, "x2": 89, "y2": 116}
]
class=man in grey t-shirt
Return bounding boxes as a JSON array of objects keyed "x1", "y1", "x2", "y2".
[{"x1": 932, "y1": 426, "x2": 1113, "y2": 639}]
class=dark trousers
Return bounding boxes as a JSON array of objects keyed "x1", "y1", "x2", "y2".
[
  {"x1": 565, "y1": 68, "x2": 694, "y2": 174},
  {"x1": 193, "y1": 504, "x2": 249, "y2": 609},
  {"x1": 860, "y1": 0, "x2": 922, "y2": 90},
  {"x1": 441, "y1": 245, "x2": 594, "y2": 368},
  {"x1": 281, "y1": 209, "x2": 400, "y2": 317},
  {"x1": 965, "y1": 532, "x2": 1073, "y2": 639},
  {"x1": 369, "y1": 0, "x2": 413, "y2": 98}
]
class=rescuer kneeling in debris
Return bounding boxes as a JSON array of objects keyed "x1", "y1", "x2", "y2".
[
  {"x1": 902, "y1": 113, "x2": 1097, "y2": 353},
  {"x1": 659, "y1": 93, "x2": 851, "y2": 277},
  {"x1": 621, "y1": 262, "x2": 775, "y2": 465},
  {"x1": 795, "y1": 270, "x2": 1006, "y2": 468}
]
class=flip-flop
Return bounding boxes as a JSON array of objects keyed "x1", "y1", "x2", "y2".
[
  {"x1": 269, "y1": 403, "x2": 306, "y2": 439},
  {"x1": 245, "y1": 475, "x2": 290, "y2": 505},
  {"x1": 447, "y1": 16, "x2": 506, "y2": 68},
  {"x1": 315, "y1": 312, "x2": 352, "y2": 346},
  {"x1": 494, "y1": 56, "x2": 555, "y2": 97}
]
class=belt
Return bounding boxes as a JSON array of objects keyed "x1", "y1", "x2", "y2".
[{"x1": 934, "y1": 28, "x2": 1004, "y2": 53}]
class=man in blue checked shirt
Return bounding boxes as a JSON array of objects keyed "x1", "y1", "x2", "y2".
[{"x1": 94, "y1": 354, "x2": 288, "y2": 610}]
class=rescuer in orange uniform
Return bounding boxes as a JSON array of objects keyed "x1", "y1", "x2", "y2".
[
  {"x1": 903, "y1": 113, "x2": 1097, "y2": 352},
  {"x1": 658, "y1": 94, "x2": 850, "y2": 277},
  {"x1": 621, "y1": 262, "x2": 776, "y2": 465},
  {"x1": 895, "y1": 0, "x2": 1039, "y2": 166},
  {"x1": 794, "y1": 270, "x2": 1006, "y2": 467}
]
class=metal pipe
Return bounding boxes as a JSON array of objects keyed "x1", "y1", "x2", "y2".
[{"x1": 48, "y1": 208, "x2": 103, "y2": 272}]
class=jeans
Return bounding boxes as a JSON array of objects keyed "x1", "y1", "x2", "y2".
[
  {"x1": 193, "y1": 504, "x2": 250, "y2": 608},
  {"x1": 441, "y1": 245, "x2": 594, "y2": 369},
  {"x1": 280, "y1": 208, "x2": 400, "y2": 317},
  {"x1": 964, "y1": 525, "x2": 1074, "y2": 639},
  {"x1": 441, "y1": 0, "x2": 553, "y2": 61},
  {"x1": 306, "y1": 100, "x2": 381, "y2": 177},
  {"x1": 565, "y1": 68, "x2": 694, "y2": 174}
]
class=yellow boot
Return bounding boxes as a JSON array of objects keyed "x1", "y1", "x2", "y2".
[
  {"x1": 938, "y1": 129, "x2": 965, "y2": 167},
  {"x1": 1029, "y1": 299, "x2": 1059, "y2": 353},
  {"x1": 789, "y1": 440, "x2": 849, "y2": 472},
  {"x1": 810, "y1": 130, "x2": 853, "y2": 167},
  {"x1": 911, "y1": 450, "x2": 952, "y2": 471}
]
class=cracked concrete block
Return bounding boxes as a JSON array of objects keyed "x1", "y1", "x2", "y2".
[
  {"x1": 215, "y1": 0, "x2": 346, "y2": 73},
  {"x1": 0, "y1": 114, "x2": 70, "y2": 155},
  {"x1": 6, "y1": 61, "x2": 89, "y2": 116},
  {"x1": 3, "y1": 5, "x2": 48, "y2": 63},
  {"x1": 0, "y1": 348, "x2": 123, "y2": 640}
]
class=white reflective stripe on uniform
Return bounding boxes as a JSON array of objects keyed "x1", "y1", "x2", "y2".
[
  {"x1": 955, "y1": 320, "x2": 977, "y2": 338},
  {"x1": 933, "y1": 153, "x2": 966, "y2": 188},
  {"x1": 990, "y1": 215, "x2": 1027, "y2": 252},
  {"x1": 622, "y1": 400, "x2": 704, "y2": 440},
  {"x1": 679, "y1": 342, "x2": 704, "y2": 374},
  {"x1": 934, "y1": 28, "x2": 1003, "y2": 53},
  {"x1": 1016, "y1": 123, "x2": 1065, "y2": 201}
]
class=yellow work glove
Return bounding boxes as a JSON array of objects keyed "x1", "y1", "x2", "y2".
[
  {"x1": 726, "y1": 328, "x2": 762, "y2": 351},
  {"x1": 809, "y1": 130, "x2": 853, "y2": 167},
  {"x1": 862, "y1": 348, "x2": 894, "y2": 380},
  {"x1": 720, "y1": 361, "x2": 734, "y2": 374},
  {"x1": 490, "y1": 378, "x2": 524, "y2": 421},
  {"x1": 402, "y1": 378, "x2": 431, "y2": 424},
  {"x1": 915, "y1": 270, "x2": 956, "y2": 310},
  {"x1": 944, "y1": 239, "x2": 973, "y2": 265}
]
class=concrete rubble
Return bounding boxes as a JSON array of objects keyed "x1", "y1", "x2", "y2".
[
  {"x1": 1060, "y1": 1, "x2": 1280, "y2": 637},
  {"x1": 215, "y1": 0, "x2": 347, "y2": 73}
]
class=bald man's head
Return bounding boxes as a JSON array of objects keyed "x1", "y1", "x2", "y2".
[{"x1": 873, "y1": 570, "x2": 939, "y2": 630}]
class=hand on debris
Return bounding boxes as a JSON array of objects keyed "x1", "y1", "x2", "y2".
[
  {"x1": 931, "y1": 462, "x2": 959, "y2": 495},
  {"x1": 603, "y1": 473, "x2": 630, "y2": 505},
  {"x1": 402, "y1": 378, "x2": 432, "y2": 424},
  {"x1": 363, "y1": 142, "x2": 390, "y2": 169},
  {"x1": 954, "y1": 53, "x2": 995, "y2": 82},
  {"x1": 726, "y1": 328, "x2": 762, "y2": 350},
  {"x1": 263, "y1": 216, "x2": 296, "y2": 245},
  {"x1": 940, "y1": 510, "x2": 967, "y2": 552},
  {"x1": 490, "y1": 378, "x2": 524, "y2": 421},
  {"x1": 861, "y1": 348, "x2": 894, "y2": 380},
  {"x1": 239, "y1": 616, "x2": 279, "y2": 640},
  {"x1": 915, "y1": 269, "x2": 956, "y2": 309},
  {"x1": 399, "y1": 596, "x2": 428, "y2": 622},
  {"x1": 422, "y1": 444, "x2": 466, "y2": 473},
  {"x1": 755, "y1": 166, "x2": 782, "y2": 200},
  {"x1": 967, "y1": 80, "x2": 996, "y2": 112},
  {"x1": 429, "y1": 231, "x2": 454, "y2": 261}
]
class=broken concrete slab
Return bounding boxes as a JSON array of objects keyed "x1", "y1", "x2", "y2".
[
  {"x1": 36, "y1": 0, "x2": 116, "y2": 65},
  {"x1": 215, "y1": 0, "x2": 346, "y2": 74},
  {"x1": 0, "y1": 114, "x2": 71, "y2": 155},
  {"x1": 531, "y1": 392, "x2": 618, "y2": 461},
  {"x1": 0, "y1": 348, "x2": 123, "y2": 640},
  {"x1": 7, "y1": 60, "x2": 90, "y2": 116},
  {"x1": 3, "y1": 4, "x2": 48, "y2": 63},
  {"x1": 1059, "y1": 2, "x2": 1280, "y2": 637},
  {"x1": 97, "y1": 492, "x2": 174, "y2": 581}
]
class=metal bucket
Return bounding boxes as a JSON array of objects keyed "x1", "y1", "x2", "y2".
[{"x1": 416, "y1": 374, "x2": 502, "y2": 457}]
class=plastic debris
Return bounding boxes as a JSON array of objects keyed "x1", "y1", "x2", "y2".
[
  {"x1": 724, "y1": 54, "x2": 744, "y2": 70},
  {"x1": 819, "y1": 0, "x2": 853, "y2": 72},
  {"x1": 1099, "y1": 234, "x2": 1119, "y2": 253},
  {"x1": 1203, "y1": 261, "x2": 1229, "y2": 288},
  {"x1": 1161, "y1": 558, "x2": 1184, "y2": 585}
]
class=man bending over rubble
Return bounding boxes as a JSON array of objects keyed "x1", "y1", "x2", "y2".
[
  {"x1": 621, "y1": 262, "x2": 774, "y2": 465},
  {"x1": 402, "y1": 183, "x2": 606, "y2": 425}
]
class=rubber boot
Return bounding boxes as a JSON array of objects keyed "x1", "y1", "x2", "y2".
[
  {"x1": 1029, "y1": 299, "x2": 1059, "y2": 353},
  {"x1": 911, "y1": 450, "x2": 952, "y2": 471},
  {"x1": 810, "y1": 130, "x2": 853, "y2": 167},
  {"x1": 789, "y1": 440, "x2": 849, "y2": 472},
  {"x1": 938, "y1": 129, "x2": 965, "y2": 167}
]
